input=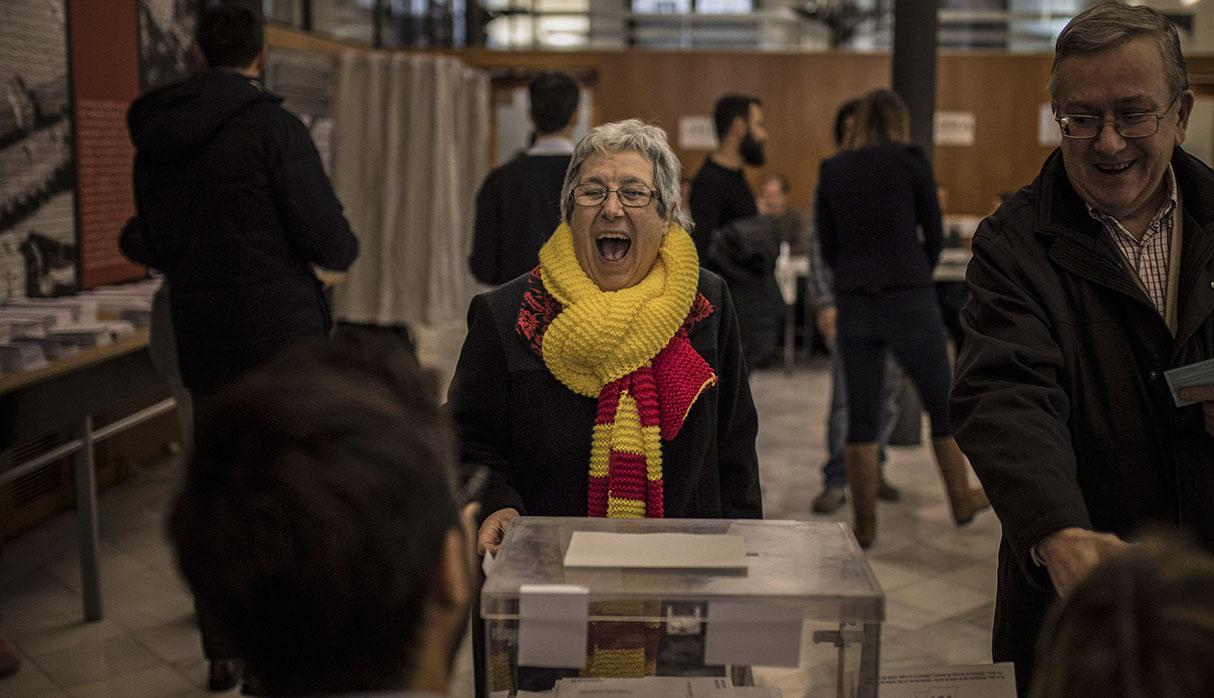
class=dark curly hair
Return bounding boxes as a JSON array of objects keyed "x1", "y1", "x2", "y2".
[{"x1": 169, "y1": 331, "x2": 461, "y2": 695}]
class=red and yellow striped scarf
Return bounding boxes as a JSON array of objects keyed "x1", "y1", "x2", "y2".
[
  {"x1": 522, "y1": 222, "x2": 716, "y2": 520},
  {"x1": 515, "y1": 223, "x2": 716, "y2": 678}
]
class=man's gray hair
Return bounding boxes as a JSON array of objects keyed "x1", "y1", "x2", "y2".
[
  {"x1": 560, "y1": 119, "x2": 690, "y2": 229},
  {"x1": 1050, "y1": 2, "x2": 1188, "y2": 104}
]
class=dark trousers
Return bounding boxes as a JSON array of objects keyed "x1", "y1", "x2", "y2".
[
  {"x1": 836, "y1": 287, "x2": 953, "y2": 443},
  {"x1": 186, "y1": 386, "x2": 236, "y2": 662}
]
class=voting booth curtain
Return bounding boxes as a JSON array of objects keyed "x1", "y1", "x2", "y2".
[{"x1": 328, "y1": 50, "x2": 490, "y2": 326}]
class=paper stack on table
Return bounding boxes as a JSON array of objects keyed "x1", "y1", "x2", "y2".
[
  {"x1": 0, "y1": 317, "x2": 46, "y2": 339},
  {"x1": 0, "y1": 342, "x2": 49, "y2": 373},
  {"x1": 0, "y1": 307, "x2": 71, "y2": 331},
  {"x1": 46, "y1": 324, "x2": 114, "y2": 348},
  {"x1": 4, "y1": 297, "x2": 100, "y2": 323},
  {"x1": 12, "y1": 336, "x2": 79, "y2": 359}
]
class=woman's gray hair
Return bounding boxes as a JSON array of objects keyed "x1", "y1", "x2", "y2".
[
  {"x1": 1050, "y1": 2, "x2": 1188, "y2": 104},
  {"x1": 560, "y1": 119, "x2": 691, "y2": 229}
]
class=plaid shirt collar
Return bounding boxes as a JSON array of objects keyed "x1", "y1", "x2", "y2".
[{"x1": 1085, "y1": 165, "x2": 1178, "y2": 241}]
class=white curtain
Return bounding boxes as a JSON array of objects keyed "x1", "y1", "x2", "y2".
[{"x1": 329, "y1": 50, "x2": 490, "y2": 326}]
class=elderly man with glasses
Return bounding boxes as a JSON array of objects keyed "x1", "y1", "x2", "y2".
[{"x1": 951, "y1": 3, "x2": 1214, "y2": 695}]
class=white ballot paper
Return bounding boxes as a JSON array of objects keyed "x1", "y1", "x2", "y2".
[
  {"x1": 563, "y1": 531, "x2": 748, "y2": 569},
  {"x1": 1164, "y1": 357, "x2": 1214, "y2": 407},
  {"x1": 879, "y1": 662, "x2": 1017, "y2": 698},
  {"x1": 555, "y1": 676, "x2": 737, "y2": 697},
  {"x1": 518, "y1": 584, "x2": 589, "y2": 668}
]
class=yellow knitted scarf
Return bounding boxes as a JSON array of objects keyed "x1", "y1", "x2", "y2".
[
  {"x1": 539, "y1": 222, "x2": 700, "y2": 397},
  {"x1": 538, "y1": 222, "x2": 703, "y2": 520}
]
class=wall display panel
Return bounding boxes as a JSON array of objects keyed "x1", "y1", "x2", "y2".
[
  {"x1": 0, "y1": 1, "x2": 78, "y2": 302},
  {"x1": 72, "y1": 1, "x2": 144, "y2": 289},
  {"x1": 139, "y1": 0, "x2": 202, "y2": 92},
  {"x1": 457, "y1": 48, "x2": 1058, "y2": 215}
]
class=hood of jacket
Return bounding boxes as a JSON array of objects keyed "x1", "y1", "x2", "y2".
[{"x1": 127, "y1": 71, "x2": 281, "y2": 162}]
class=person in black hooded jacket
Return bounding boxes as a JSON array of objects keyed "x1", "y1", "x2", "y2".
[
  {"x1": 120, "y1": 3, "x2": 358, "y2": 399},
  {"x1": 117, "y1": 4, "x2": 358, "y2": 692}
]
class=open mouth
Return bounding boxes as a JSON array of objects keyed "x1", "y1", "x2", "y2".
[
  {"x1": 596, "y1": 233, "x2": 632, "y2": 262},
  {"x1": 1093, "y1": 160, "x2": 1134, "y2": 175}
]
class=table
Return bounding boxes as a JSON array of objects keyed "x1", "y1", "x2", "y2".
[{"x1": 0, "y1": 330, "x2": 174, "y2": 622}]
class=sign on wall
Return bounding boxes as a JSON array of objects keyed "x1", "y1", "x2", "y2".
[
  {"x1": 934, "y1": 111, "x2": 976, "y2": 147},
  {"x1": 679, "y1": 115, "x2": 719, "y2": 151}
]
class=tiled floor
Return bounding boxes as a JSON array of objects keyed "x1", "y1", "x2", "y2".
[{"x1": 0, "y1": 327, "x2": 1001, "y2": 697}]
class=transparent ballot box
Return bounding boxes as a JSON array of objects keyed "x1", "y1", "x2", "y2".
[{"x1": 480, "y1": 517, "x2": 884, "y2": 698}]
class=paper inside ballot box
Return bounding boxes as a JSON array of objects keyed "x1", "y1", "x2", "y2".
[{"x1": 879, "y1": 662, "x2": 1017, "y2": 698}]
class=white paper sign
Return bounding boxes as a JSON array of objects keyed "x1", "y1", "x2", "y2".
[
  {"x1": 704, "y1": 602, "x2": 802, "y2": 667},
  {"x1": 1039, "y1": 103, "x2": 1062, "y2": 147},
  {"x1": 934, "y1": 111, "x2": 976, "y2": 146},
  {"x1": 680, "y1": 115, "x2": 719, "y2": 150},
  {"x1": 879, "y1": 662, "x2": 1017, "y2": 698},
  {"x1": 563, "y1": 531, "x2": 748, "y2": 569},
  {"x1": 518, "y1": 584, "x2": 589, "y2": 669}
]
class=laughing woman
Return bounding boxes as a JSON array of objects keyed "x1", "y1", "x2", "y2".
[{"x1": 448, "y1": 119, "x2": 762, "y2": 556}]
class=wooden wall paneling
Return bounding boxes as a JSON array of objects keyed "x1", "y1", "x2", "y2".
[
  {"x1": 454, "y1": 50, "x2": 890, "y2": 210},
  {"x1": 281, "y1": 40, "x2": 1133, "y2": 216},
  {"x1": 934, "y1": 52, "x2": 1056, "y2": 215}
]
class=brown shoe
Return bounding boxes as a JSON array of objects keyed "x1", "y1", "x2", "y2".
[
  {"x1": 0, "y1": 628, "x2": 22, "y2": 678},
  {"x1": 845, "y1": 443, "x2": 881, "y2": 548},
  {"x1": 931, "y1": 437, "x2": 991, "y2": 526},
  {"x1": 951, "y1": 487, "x2": 991, "y2": 526},
  {"x1": 208, "y1": 659, "x2": 242, "y2": 692}
]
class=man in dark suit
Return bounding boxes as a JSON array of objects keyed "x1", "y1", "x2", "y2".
[{"x1": 469, "y1": 72, "x2": 580, "y2": 285}]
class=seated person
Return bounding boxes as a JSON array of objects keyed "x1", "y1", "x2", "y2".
[
  {"x1": 1031, "y1": 535, "x2": 1214, "y2": 698},
  {"x1": 448, "y1": 118, "x2": 762, "y2": 558},
  {"x1": 168, "y1": 333, "x2": 476, "y2": 696}
]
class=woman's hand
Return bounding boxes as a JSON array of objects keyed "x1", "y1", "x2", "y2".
[{"x1": 477, "y1": 507, "x2": 520, "y2": 556}]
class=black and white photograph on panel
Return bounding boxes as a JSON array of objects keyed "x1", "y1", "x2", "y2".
[
  {"x1": 0, "y1": 0, "x2": 78, "y2": 301},
  {"x1": 265, "y1": 49, "x2": 335, "y2": 172},
  {"x1": 138, "y1": 0, "x2": 203, "y2": 92}
]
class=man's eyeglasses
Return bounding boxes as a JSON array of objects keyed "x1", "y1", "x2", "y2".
[
  {"x1": 1055, "y1": 94, "x2": 1181, "y2": 140},
  {"x1": 572, "y1": 184, "x2": 658, "y2": 208}
]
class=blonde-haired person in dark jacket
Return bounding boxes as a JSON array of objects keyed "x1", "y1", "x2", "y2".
[{"x1": 815, "y1": 88, "x2": 988, "y2": 550}]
